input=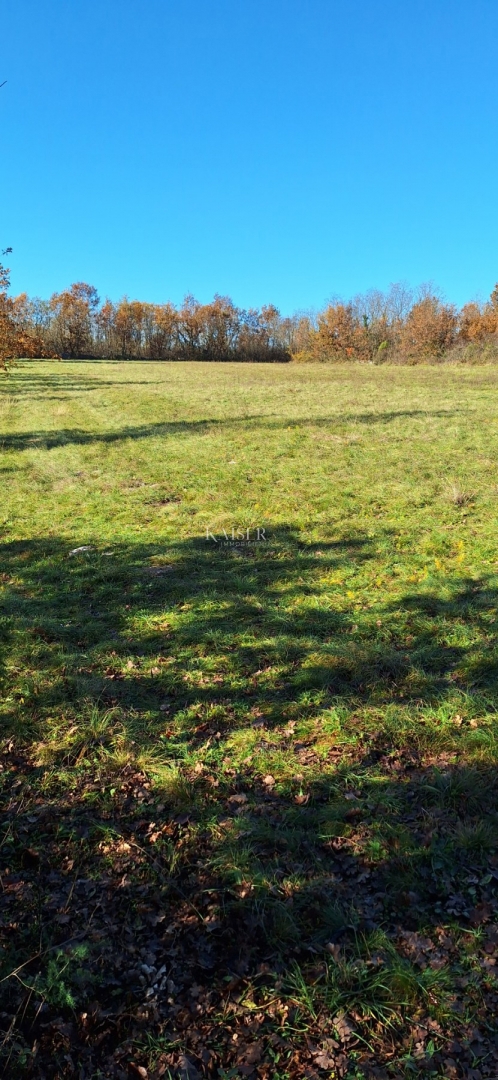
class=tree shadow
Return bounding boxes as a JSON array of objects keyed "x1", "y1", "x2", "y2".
[
  {"x1": 0, "y1": 371, "x2": 166, "y2": 402},
  {"x1": 1, "y1": 528, "x2": 498, "y2": 1076},
  {"x1": 0, "y1": 409, "x2": 462, "y2": 453}
]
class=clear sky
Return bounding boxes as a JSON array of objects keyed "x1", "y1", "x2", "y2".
[{"x1": 2, "y1": 0, "x2": 498, "y2": 313}]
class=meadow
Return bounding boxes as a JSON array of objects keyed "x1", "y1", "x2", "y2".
[{"x1": 1, "y1": 360, "x2": 498, "y2": 1078}]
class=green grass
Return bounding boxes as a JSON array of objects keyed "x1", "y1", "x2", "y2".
[{"x1": 1, "y1": 360, "x2": 498, "y2": 1077}]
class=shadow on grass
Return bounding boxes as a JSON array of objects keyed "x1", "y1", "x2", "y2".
[
  {"x1": 1, "y1": 528, "x2": 498, "y2": 1076},
  {"x1": 0, "y1": 409, "x2": 462, "y2": 453},
  {"x1": 1, "y1": 368, "x2": 184, "y2": 403}
]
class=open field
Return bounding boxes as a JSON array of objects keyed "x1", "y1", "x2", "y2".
[{"x1": 1, "y1": 360, "x2": 498, "y2": 1077}]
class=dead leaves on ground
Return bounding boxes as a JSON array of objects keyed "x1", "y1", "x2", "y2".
[{"x1": 3, "y1": 746, "x2": 498, "y2": 1077}]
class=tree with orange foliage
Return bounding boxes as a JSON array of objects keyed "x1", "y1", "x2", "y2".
[
  {"x1": 311, "y1": 301, "x2": 370, "y2": 362},
  {"x1": 399, "y1": 291, "x2": 457, "y2": 362},
  {"x1": 112, "y1": 298, "x2": 147, "y2": 358},
  {"x1": 49, "y1": 282, "x2": 99, "y2": 357},
  {"x1": 176, "y1": 295, "x2": 204, "y2": 357},
  {"x1": 459, "y1": 301, "x2": 496, "y2": 342},
  {"x1": 94, "y1": 298, "x2": 117, "y2": 357},
  {"x1": 199, "y1": 296, "x2": 240, "y2": 360},
  {"x1": 152, "y1": 302, "x2": 179, "y2": 359},
  {"x1": 0, "y1": 256, "x2": 56, "y2": 369},
  {"x1": 459, "y1": 285, "x2": 498, "y2": 344}
]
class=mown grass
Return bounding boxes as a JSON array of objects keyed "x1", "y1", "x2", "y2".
[{"x1": 1, "y1": 360, "x2": 498, "y2": 1078}]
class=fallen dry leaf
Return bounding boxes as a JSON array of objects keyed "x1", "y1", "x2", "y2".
[{"x1": 177, "y1": 1055, "x2": 202, "y2": 1080}]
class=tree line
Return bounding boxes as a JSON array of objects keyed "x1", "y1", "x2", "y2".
[{"x1": 2, "y1": 261, "x2": 498, "y2": 366}]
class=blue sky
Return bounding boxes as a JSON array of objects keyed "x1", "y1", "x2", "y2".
[{"x1": 2, "y1": 0, "x2": 498, "y2": 313}]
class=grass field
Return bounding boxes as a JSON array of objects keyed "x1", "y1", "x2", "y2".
[{"x1": 1, "y1": 360, "x2": 498, "y2": 1078}]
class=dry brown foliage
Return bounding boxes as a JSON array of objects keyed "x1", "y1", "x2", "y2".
[
  {"x1": 4, "y1": 267, "x2": 498, "y2": 365},
  {"x1": 0, "y1": 262, "x2": 58, "y2": 368}
]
